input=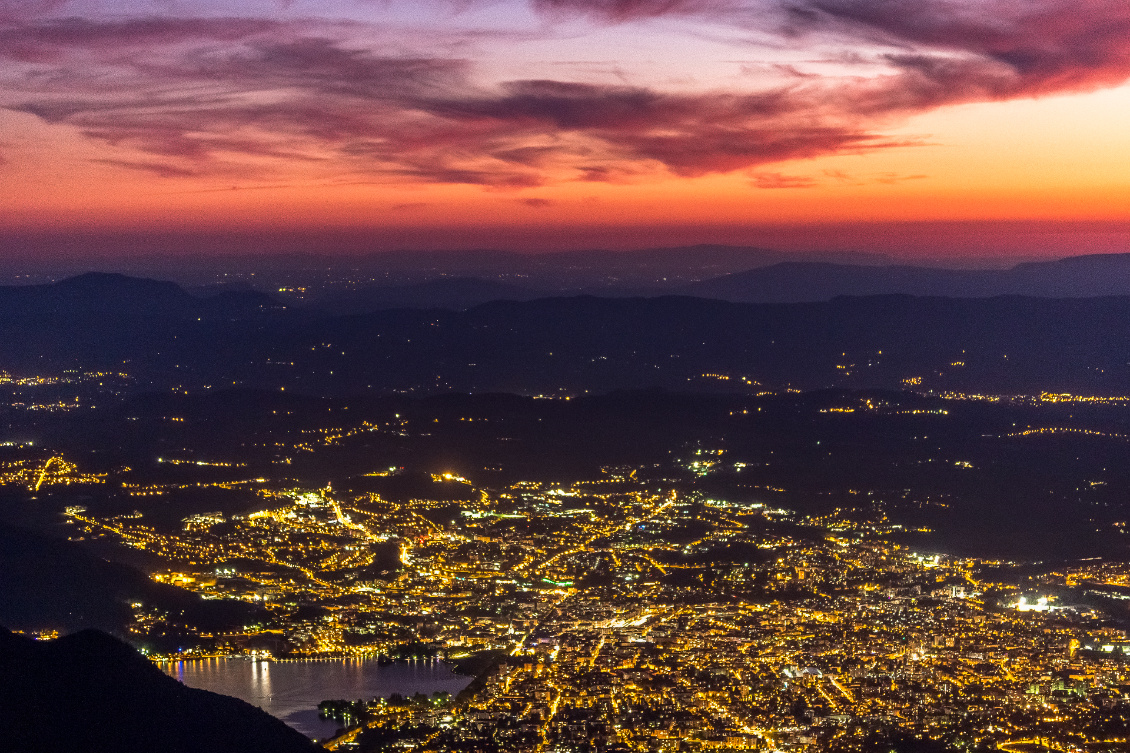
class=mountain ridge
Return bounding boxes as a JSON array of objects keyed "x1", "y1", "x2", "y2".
[
  {"x1": 283, "y1": 252, "x2": 1130, "y2": 313},
  {"x1": 0, "y1": 522, "x2": 262, "y2": 648},
  {"x1": 4, "y1": 273, "x2": 1130, "y2": 396},
  {"x1": 0, "y1": 625, "x2": 320, "y2": 753},
  {"x1": 680, "y1": 253, "x2": 1130, "y2": 302}
]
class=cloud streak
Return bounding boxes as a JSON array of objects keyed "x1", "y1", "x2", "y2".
[
  {"x1": 533, "y1": 0, "x2": 735, "y2": 21},
  {"x1": 1, "y1": 0, "x2": 1129, "y2": 188},
  {"x1": 0, "y1": 17, "x2": 281, "y2": 62}
]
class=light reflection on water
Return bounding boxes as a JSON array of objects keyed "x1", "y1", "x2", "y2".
[{"x1": 162, "y1": 657, "x2": 472, "y2": 740}]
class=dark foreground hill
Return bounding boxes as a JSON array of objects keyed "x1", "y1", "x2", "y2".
[
  {"x1": 0, "y1": 626, "x2": 319, "y2": 753},
  {"x1": 0, "y1": 523, "x2": 260, "y2": 647}
]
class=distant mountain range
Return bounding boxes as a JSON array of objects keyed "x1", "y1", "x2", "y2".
[
  {"x1": 297, "y1": 252, "x2": 1130, "y2": 313},
  {"x1": 0, "y1": 626, "x2": 318, "y2": 753},
  {"x1": 679, "y1": 253, "x2": 1130, "y2": 302},
  {"x1": 2, "y1": 243, "x2": 884, "y2": 289},
  {"x1": 9, "y1": 247, "x2": 1130, "y2": 311},
  {"x1": 307, "y1": 276, "x2": 544, "y2": 314},
  {"x1": 4, "y1": 272, "x2": 1130, "y2": 396}
]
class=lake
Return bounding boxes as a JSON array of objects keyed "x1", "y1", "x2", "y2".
[{"x1": 162, "y1": 657, "x2": 473, "y2": 741}]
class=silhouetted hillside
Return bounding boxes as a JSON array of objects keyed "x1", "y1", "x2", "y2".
[
  {"x1": 261, "y1": 294, "x2": 1130, "y2": 395},
  {"x1": 681, "y1": 262, "x2": 990, "y2": 301},
  {"x1": 5, "y1": 274, "x2": 1130, "y2": 395},
  {"x1": 3, "y1": 243, "x2": 879, "y2": 289},
  {"x1": 0, "y1": 626, "x2": 319, "y2": 753},
  {"x1": 0, "y1": 523, "x2": 260, "y2": 643},
  {"x1": 272, "y1": 253, "x2": 1130, "y2": 313},
  {"x1": 307, "y1": 276, "x2": 543, "y2": 314},
  {"x1": 681, "y1": 253, "x2": 1130, "y2": 302},
  {"x1": 0, "y1": 273, "x2": 284, "y2": 380},
  {"x1": 0, "y1": 272, "x2": 276, "y2": 318},
  {"x1": 1007, "y1": 253, "x2": 1130, "y2": 296}
]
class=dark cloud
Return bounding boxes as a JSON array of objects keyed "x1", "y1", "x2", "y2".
[
  {"x1": 519, "y1": 197, "x2": 554, "y2": 207},
  {"x1": 3, "y1": 23, "x2": 487, "y2": 182},
  {"x1": 0, "y1": 0, "x2": 67, "y2": 24},
  {"x1": 532, "y1": 0, "x2": 731, "y2": 21},
  {"x1": 620, "y1": 124, "x2": 879, "y2": 175},
  {"x1": 10, "y1": 21, "x2": 841, "y2": 184},
  {"x1": 194, "y1": 38, "x2": 469, "y2": 99},
  {"x1": 418, "y1": 79, "x2": 881, "y2": 176},
  {"x1": 791, "y1": 0, "x2": 1130, "y2": 98},
  {"x1": 0, "y1": 17, "x2": 281, "y2": 62},
  {"x1": 426, "y1": 79, "x2": 670, "y2": 130},
  {"x1": 530, "y1": 0, "x2": 1130, "y2": 102},
  {"x1": 96, "y1": 159, "x2": 199, "y2": 178},
  {"x1": 3, "y1": 1, "x2": 1130, "y2": 187}
]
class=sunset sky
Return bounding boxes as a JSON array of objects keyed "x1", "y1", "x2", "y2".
[{"x1": 2, "y1": 0, "x2": 1130, "y2": 260}]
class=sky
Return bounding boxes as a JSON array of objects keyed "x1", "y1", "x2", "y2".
[{"x1": 1, "y1": 0, "x2": 1129, "y2": 261}]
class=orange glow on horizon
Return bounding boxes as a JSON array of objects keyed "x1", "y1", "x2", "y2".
[{"x1": 3, "y1": 86, "x2": 1130, "y2": 243}]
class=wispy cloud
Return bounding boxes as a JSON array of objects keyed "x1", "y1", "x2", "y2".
[
  {"x1": 2, "y1": 0, "x2": 1128, "y2": 188},
  {"x1": 95, "y1": 158, "x2": 200, "y2": 178},
  {"x1": 0, "y1": 16, "x2": 281, "y2": 62},
  {"x1": 750, "y1": 171, "x2": 817, "y2": 188},
  {"x1": 532, "y1": 0, "x2": 737, "y2": 21},
  {"x1": 0, "y1": 0, "x2": 68, "y2": 24}
]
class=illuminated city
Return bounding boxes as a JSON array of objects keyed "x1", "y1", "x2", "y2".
[
  {"x1": 5, "y1": 360, "x2": 1130, "y2": 752},
  {"x1": 62, "y1": 470, "x2": 1130, "y2": 752}
]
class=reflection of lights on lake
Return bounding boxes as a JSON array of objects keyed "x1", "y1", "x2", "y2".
[
  {"x1": 250, "y1": 660, "x2": 271, "y2": 702},
  {"x1": 163, "y1": 657, "x2": 472, "y2": 737}
]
